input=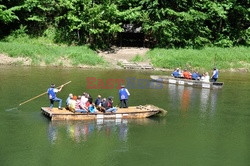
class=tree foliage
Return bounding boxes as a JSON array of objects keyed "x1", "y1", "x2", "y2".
[{"x1": 0, "y1": 0, "x2": 249, "y2": 48}]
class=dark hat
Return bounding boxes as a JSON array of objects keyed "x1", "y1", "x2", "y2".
[{"x1": 108, "y1": 96, "x2": 113, "y2": 100}]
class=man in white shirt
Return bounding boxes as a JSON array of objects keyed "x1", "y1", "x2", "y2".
[{"x1": 80, "y1": 92, "x2": 89, "y2": 106}]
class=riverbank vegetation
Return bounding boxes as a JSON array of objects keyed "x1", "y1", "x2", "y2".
[
  {"x1": 0, "y1": 34, "x2": 105, "y2": 66},
  {"x1": 147, "y1": 47, "x2": 250, "y2": 71}
]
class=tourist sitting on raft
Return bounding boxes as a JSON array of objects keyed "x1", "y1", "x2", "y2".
[
  {"x1": 192, "y1": 71, "x2": 201, "y2": 80},
  {"x1": 172, "y1": 68, "x2": 182, "y2": 78},
  {"x1": 66, "y1": 93, "x2": 96, "y2": 113},
  {"x1": 88, "y1": 101, "x2": 97, "y2": 113},
  {"x1": 201, "y1": 72, "x2": 210, "y2": 82},
  {"x1": 85, "y1": 95, "x2": 92, "y2": 107},
  {"x1": 75, "y1": 95, "x2": 88, "y2": 113},
  {"x1": 85, "y1": 95, "x2": 97, "y2": 113},
  {"x1": 81, "y1": 92, "x2": 89, "y2": 106},
  {"x1": 95, "y1": 95, "x2": 102, "y2": 106},
  {"x1": 183, "y1": 69, "x2": 192, "y2": 79},
  {"x1": 66, "y1": 93, "x2": 73, "y2": 110},
  {"x1": 68, "y1": 95, "x2": 77, "y2": 113},
  {"x1": 171, "y1": 67, "x2": 219, "y2": 83},
  {"x1": 66, "y1": 92, "x2": 118, "y2": 113},
  {"x1": 96, "y1": 98, "x2": 106, "y2": 112},
  {"x1": 102, "y1": 96, "x2": 117, "y2": 113}
]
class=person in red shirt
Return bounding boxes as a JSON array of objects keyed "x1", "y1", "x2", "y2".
[{"x1": 183, "y1": 69, "x2": 192, "y2": 79}]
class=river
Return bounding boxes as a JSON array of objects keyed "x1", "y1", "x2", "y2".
[{"x1": 0, "y1": 66, "x2": 249, "y2": 166}]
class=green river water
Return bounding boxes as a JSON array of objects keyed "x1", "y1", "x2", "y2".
[{"x1": 0, "y1": 66, "x2": 249, "y2": 166}]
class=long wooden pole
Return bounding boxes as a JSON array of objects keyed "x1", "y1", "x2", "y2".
[{"x1": 19, "y1": 81, "x2": 72, "y2": 106}]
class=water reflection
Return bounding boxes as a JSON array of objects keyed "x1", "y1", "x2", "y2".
[
  {"x1": 200, "y1": 88, "x2": 210, "y2": 111},
  {"x1": 210, "y1": 90, "x2": 218, "y2": 114},
  {"x1": 200, "y1": 89, "x2": 219, "y2": 117},
  {"x1": 48, "y1": 119, "x2": 155, "y2": 144},
  {"x1": 181, "y1": 87, "x2": 191, "y2": 113},
  {"x1": 48, "y1": 123, "x2": 57, "y2": 144},
  {"x1": 167, "y1": 84, "x2": 219, "y2": 116}
]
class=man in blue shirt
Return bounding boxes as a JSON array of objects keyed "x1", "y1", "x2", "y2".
[
  {"x1": 47, "y1": 83, "x2": 64, "y2": 110},
  {"x1": 192, "y1": 71, "x2": 200, "y2": 80},
  {"x1": 211, "y1": 67, "x2": 219, "y2": 82},
  {"x1": 94, "y1": 95, "x2": 102, "y2": 106},
  {"x1": 119, "y1": 85, "x2": 130, "y2": 108},
  {"x1": 172, "y1": 68, "x2": 181, "y2": 78}
]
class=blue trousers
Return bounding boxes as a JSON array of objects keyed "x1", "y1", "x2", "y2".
[
  {"x1": 50, "y1": 97, "x2": 62, "y2": 109},
  {"x1": 75, "y1": 109, "x2": 87, "y2": 113},
  {"x1": 106, "y1": 107, "x2": 117, "y2": 113}
]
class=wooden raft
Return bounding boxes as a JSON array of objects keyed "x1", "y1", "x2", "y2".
[
  {"x1": 121, "y1": 62, "x2": 154, "y2": 70},
  {"x1": 150, "y1": 75, "x2": 224, "y2": 89},
  {"x1": 41, "y1": 105, "x2": 165, "y2": 121}
]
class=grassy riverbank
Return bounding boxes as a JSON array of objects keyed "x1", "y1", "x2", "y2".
[
  {"x1": 0, "y1": 36, "x2": 105, "y2": 66},
  {"x1": 0, "y1": 36, "x2": 249, "y2": 71},
  {"x1": 147, "y1": 47, "x2": 250, "y2": 71}
]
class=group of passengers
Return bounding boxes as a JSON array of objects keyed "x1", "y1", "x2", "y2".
[
  {"x1": 65, "y1": 92, "x2": 117, "y2": 114},
  {"x1": 172, "y1": 67, "x2": 219, "y2": 82},
  {"x1": 47, "y1": 83, "x2": 130, "y2": 111}
]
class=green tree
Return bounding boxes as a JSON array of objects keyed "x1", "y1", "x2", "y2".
[{"x1": 0, "y1": 0, "x2": 249, "y2": 48}]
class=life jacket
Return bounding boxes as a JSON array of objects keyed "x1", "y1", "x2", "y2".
[
  {"x1": 119, "y1": 88, "x2": 128, "y2": 100},
  {"x1": 47, "y1": 88, "x2": 56, "y2": 99}
]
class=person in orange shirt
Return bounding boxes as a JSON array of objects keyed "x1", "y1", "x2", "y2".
[{"x1": 183, "y1": 69, "x2": 192, "y2": 79}]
